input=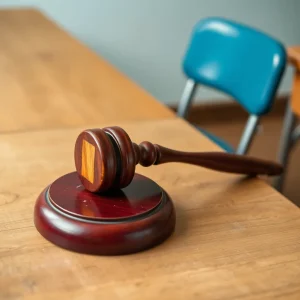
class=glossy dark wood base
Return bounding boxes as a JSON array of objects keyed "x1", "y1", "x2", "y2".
[{"x1": 34, "y1": 172, "x2": 175, "y2": 255}]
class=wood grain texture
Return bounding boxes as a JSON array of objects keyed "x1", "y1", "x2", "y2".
[
  {"x1": 81, "y1": 139, "x2": 95, "y2": 183},
  {"x1": 288, "y1": 46, "x2": 300, "y2": 117},
  {"x1": 290, "y1": 70, "x2": 300, "y2": 117},
  {"x1": 1, "y1": 119, "x2": 300, "y2": 299},
  {"x1": 0, "y1": 9, "x2": 174, "y2": 133},
  {"x1": 288, "y1": 46, "x2": 300, "y2": 70}
]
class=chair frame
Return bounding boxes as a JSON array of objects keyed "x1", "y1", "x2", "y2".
[
  {"x1": 275, "y1": 101, "x2": 300, "y2": 191},
  {"x1": 177, "y1": 79, "x2": 259, "y2": 155}
]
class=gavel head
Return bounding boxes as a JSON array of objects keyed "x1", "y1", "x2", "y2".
[{"x1": 74, "y1": 127, "x2": 138, "y2": 193}]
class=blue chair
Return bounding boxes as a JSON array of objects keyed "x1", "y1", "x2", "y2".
[{"x1": 177, "y1": 17, "x2": 286, "y2": 154}]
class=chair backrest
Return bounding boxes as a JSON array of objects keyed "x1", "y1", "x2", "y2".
[{"x1": 182, "y1": 17, "x2": 286, "y2": 115}]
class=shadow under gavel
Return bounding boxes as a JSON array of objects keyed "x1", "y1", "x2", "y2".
[{"x1": 74, "y1": 126, "x2": 283, "y2": 192}]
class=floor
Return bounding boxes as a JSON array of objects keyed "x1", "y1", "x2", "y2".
[{"x1": 194, "y1": 111, "x2": 300, "y2": 207}]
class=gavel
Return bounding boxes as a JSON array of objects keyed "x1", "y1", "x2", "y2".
[{"x1": 74, "y1": 126, "x2": 282, "y2": 192}]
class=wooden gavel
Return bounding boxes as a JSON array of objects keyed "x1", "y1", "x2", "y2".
[{"x1": 74, "y1": 126, "x2": 283, "y2": 192}]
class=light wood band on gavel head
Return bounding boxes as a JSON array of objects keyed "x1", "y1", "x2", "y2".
[{"x1": 74, "y1": 126, "x2": 159, "y2": 192}]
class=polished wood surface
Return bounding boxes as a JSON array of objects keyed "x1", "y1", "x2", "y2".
[
  {"x1": 0, "y1": 9, "x2": 174, "y2": 133},
  {"x1": 49, "y1": 173, "x2": 163, "y2": 220},
  {"x1": 35, "y1": 172, "x2": 175, "y2": 255},
  {"x1": 75, "y1": 128, "x2": 118, "y2": 192},
  {"x1": 75, "y1": 126, "x2": 283, "y2": 192},
  {"x1": 154, "y1": 146, "x2": 282, "y2": 175},
  {"x1": 291, "y1": 70, "x2": 300, "y2": 116},
  {"x1": 1, "y1": 119, "x2": 300, "y2": 299},
  {"x1": 288, "y1": 46, "x2": 300, "y2": 116},
  {"x1": 288, "y1": 46, "x2": 300, "y2": 69}
]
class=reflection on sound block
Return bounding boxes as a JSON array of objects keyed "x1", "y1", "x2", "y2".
[{"x1": 34, "y1": 172, "x2": 175, "y2": 255}]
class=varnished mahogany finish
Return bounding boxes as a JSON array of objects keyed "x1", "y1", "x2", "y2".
[
  {"x1": 75, "y1": 126, "x2": 283, "y2": 192},
  {"x1": 74, "y1": 129, "x2": 117, "y2": 192},
  {"x1": 49, "y1": 172, "x2": 162, "y2": 220},
  {"x1": 34, "y1": 172, "x2": 175, "y2": 255}
]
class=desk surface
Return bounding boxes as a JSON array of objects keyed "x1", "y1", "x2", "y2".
[
  {"x1": 288, "y1": 46, "x2": 300, "y2": 70},
  {"x1": 1, "y1": 118, "x2": 300, "y2": 300},
  {"x1": 0, "y1": 9, "x2": 174, "y2": 133},
  {"x1": 287, "y1": 46, "x2": 300, "y2": 116}
]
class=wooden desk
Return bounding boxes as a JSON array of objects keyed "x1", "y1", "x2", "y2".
[
  {"x1": 288, "y1": 46, "x2": 300, "y2": 116},
  {"x1": 1, "y1": 118, "x2": 300, "y2": 300},
  {"x1": 288, "y1": 46, "x2": 300, "y2": 70},
  {"x1": 275, "y1": 46, "x2": 300, "y2": 191},
  {"x1": 0, "y1": 9, "x2": 174, "y2": 133}
]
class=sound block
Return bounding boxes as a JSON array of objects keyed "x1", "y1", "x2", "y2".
[{"x1": 34, "y1": 172, "x2": 175, "y2": 255}]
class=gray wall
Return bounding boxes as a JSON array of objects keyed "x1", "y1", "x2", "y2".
[{"x1": 1, "y1": 0, "x2": 300, "y2": 105}]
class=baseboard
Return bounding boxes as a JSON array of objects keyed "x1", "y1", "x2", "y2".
[{"x1": 169, "y1": 94, "x2": 289, "y2": 124}]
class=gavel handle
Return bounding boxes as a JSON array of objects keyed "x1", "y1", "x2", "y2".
[{"x1": 150, "y1": 144, "x2": 282, "y2": 176}]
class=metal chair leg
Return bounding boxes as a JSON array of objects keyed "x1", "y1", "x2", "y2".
[
  {"x1": 291, "y1": 124, "x2": 300, "y2": 146},
  {"x1": 274, "y1": 104, "x2": 296, "y2": 192},
  {"x1": 236, "y1": 115, "x2": 259, "y2": 155},
  {"x1": 177, "y1": 79, "x2": 197, "y2": 119}
]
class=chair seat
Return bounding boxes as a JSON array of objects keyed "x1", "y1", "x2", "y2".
[{"x1": 195, "y1": 126, "x2": 235, "y2": 153}]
